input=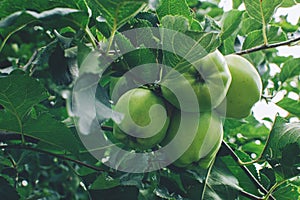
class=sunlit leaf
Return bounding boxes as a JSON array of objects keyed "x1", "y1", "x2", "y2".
[
  {"x1": 243, "y1": 0, "x2": 282, "y2": 24},
  {"x1": 277, "y1": 97, "x2": 300, "y2": 118}
]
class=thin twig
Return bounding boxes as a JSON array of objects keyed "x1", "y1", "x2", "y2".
[
  {"x1": 22, "y1": 50, "x2": 38, "y2": 71},
  {"x1": 222, "y1": 141, "x2": 275, "y2": 200},
  {"x1": 236, "y1": 36, "x2": 300, "y2": 55},
  {"x1": 0, "y1": 144, "x2": 104, "y2": 172}
]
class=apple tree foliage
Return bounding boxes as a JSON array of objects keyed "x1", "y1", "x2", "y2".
[{"x1": 0, "y1": 0, "x2": 299, "y2": 199}]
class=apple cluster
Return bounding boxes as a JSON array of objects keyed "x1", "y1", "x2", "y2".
[{"x1": 111, "y1": 50, "x2": 262, "y2": 169}]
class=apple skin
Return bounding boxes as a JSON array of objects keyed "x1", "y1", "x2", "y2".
[
  {"x1": 216, "y1": 55, "x2": 263, "y2": 119},
  {"x1": 160, "y1": 110, "x2": 223, "y2": 168},
  {"x1": 113, "y1": 88, "x2": 170, "y2": 150},
  {"x1": 160, "y1": 50, "x2": 232, "y2": 112}
]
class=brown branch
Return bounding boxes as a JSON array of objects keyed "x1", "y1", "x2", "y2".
[
  {"x1": 0, "y1": 144, "x2": 104, "y2": 172},
  {"x1": 236, "y1": 36, "x2": 300, "y2": 55},
  {"x1": 222, "y1": 141, "x2": 275, "y2": 200}
]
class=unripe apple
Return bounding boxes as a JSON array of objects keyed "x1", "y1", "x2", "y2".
[
  {"x1": 161, "y1": 110, "x2": 223, "y2": 168},
  {"x1": 113, "y1": 88, "x2": 170, "y2": 150},
  {"x1": 216, "y1": 55, "x2": 263, "y2": 119},
  {"x1": 160, "y1": 50, "x2": 232, "y2": 112}
]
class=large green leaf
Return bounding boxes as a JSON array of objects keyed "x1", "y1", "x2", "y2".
[
  {"x1": 0, "y1": 74, "x2": 47, "y2": 121},
  {"x1": 90, "y1": 173, "x2": 121, "y2": 190},
  {"x1": 221, "y1": 151, "x2": 262, "y2": 197},
  {"x1": 0, "y1": 111, "x2": 80, "y2": 154},
  {"x1": 88, "y1": 0, "x2": 147, "y2": 31},
  {"x1": 262, "y1": 117, "x2": 300, "y2": 179},
  {"x1": 0, "y1": 0, "x2": 89, "y2": 52},
  {"x1": 243, "y1": 0, "x2": 282, "y2": 24},
  {"x1": 0, "y1": 8, "x2": 81, "y2": 28},
  {"x1": 219, "y1": 35, "x2": 236, "y2": 55},
  {"x1": 0, "y1": 0, "x2": 88, "y2": 19},
  {"x1": 224, "y1": 116, "x2": 270, "y2": 139},
  {"x1": 23, "y1": 113, "x2": 81, "y2": 153},
  {"x1": 232, "y1": 0, "x2": 243, "y2": 9},
  {"x1": 273, "y1": 182, "x2": 300, "y2": 200},
  {"x1": 156, "y1": 0, "x2": 192, "y2": 22},
  {"x1": 277, "y1": 97, "x2": 300, "y2": 118},
  {"x1": 238, "y1": 13, "x2": 262, "y2": 36},
  {"x1": 160, "y1": 15, "x2": 220, "y2": 73},
  {"x1": 220, "y1": 9, "x2": 243, "y2": 40},
  {"x1": 279, "y1": 58, "x2": 300, "y2": 83},
  {"x1": 203, "y1": 157, "x2": 241, "y2": 199},
  {"x1": 242, "y1": 26, "x2": 287, "y2": 49},
  {"x1": 0, "y1": 74, "x2": 80, "y2": 153},
  {"x1": 161, "y1": 15, "x2": 190, "y2": 32},
  {"x1": 281, "y1": 0, "x2": 297, "y2": 7}
]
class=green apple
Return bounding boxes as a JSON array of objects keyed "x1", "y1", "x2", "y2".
[
  {"x1": 216, "y1": 55, "x2": 263, "y2": 119},
  {"x1": 113, "y1": 88, "x2": 170, "y2": 150},
  {"x1": 160, "y1": 50, "x2": 232, "y2": 112},
  {"x1": 161, "y1": 109, "x2": 223, "y2": 168}
]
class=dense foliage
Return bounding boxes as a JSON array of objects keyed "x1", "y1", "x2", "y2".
[{"x1": 0, "y1": 0, "x2": 299, "y2": 199}]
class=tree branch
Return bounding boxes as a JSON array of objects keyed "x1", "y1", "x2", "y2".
[
  {"x1": 236, "y1": 36, "x2": 300, "y2": 55},
  {"x1": 0, "y1": 131, "x2": 39, "y2": 143},
  {"x1": 222, "y1": 141, "x2": 275, "y2": 200},
  {"x1": 0, "y1": 144, "x2": 104, "y2": 172}
]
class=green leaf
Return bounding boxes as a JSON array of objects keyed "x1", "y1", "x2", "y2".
[
  {"x1": 23, "y1": 113, "x2": 80, "y2": 154},
  {"x1": 0, "y1": 112, "x2": 80, "y2": 154},
  {"x1": 241, "y1": 140, "x2": 265, "y2": 156},
  {"x1": 119, "y1": 173, "x2": 144, "y2": 187},
  {"x1": 242, "y1": 26, "x2": 287, "y2": 49},
  {"x1": 279, "y1": 58, "x2": 300, "y2": 83},
  {"x1": 159, "y1": 169, "x2": 186, "y2": 193},
  {"x1": 0, "y1": 176, "x2": 20, "y2": 200},
  {"x1": 233, "y1": 0, "x2": 243, "y2": 9},
  {"x1": 0, "y1": 74, "x2": 80, "y2": 153},
  {"x1": 281, "y1": 0, "x2": 296, "y2": 7},
  {"x1": 0, "y1": 0, "x2": 88, "y2": 18},
  {"x1": 161, "y1": 30, "x2": 220, "y2": 73},
  {"x1": 88, "y1": 0, "x2": 147, "y2": 30},
  {"x1": 154, "y1": 187, "x2": 184, "y2": 200},
  {"x1": 203, "y1": 16, "x2": 222, "y2": 32},
  {"x1": 203, "y1": 157, "x2": 241, "y2": 199},
  {"x1": 224, "y1": 116, "x2": 270, "y2": 139},
  {"x1": 262, "y1": 117, "x2": 300, "y2": 179},
  {"x1": 0, "y1": 74, "x2": 48, "y2": 122},
  {"x1": 90, "y1": 173, "x2": 120, "y2": 190},
  {"x1": 277, "y1": 98, "x2": 300, "y2": 118},
  {"x1": 239, "y1": 13, "x2": 262, "y2": 36},
  {"x1": 243, "y1": 0, "x2": 282, "y2": 24},
  {"x1": 220, "y1": 10, "x2": 243, "y2": 40},
  {"x1": 0, "y1": 1, "x2": 89, "y2": 53},
  {"x1": 161, "y1": 15, "x2": 190, "y2": 32},
  {"x1": 156, "y1": 0, "x2": 192, "y2": 22},
  {"x1": 276, "y1": 16, "x2": 299, "y2": 33},
  {"x1": 0, "y1": 8, "x2": 81, "y2": 28},
  {"x1": 243, "y1": 51, "x2": 265, "y2": 67},
  {"x1": 219, "y1": 35, "x2": 236, "y2": 55},
  {"x1": 273, "y1": 182, "x2": 300, "y2": 200},
  {"x1": 159, "y1": 15, "x2": 220, "y2": 73}
]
